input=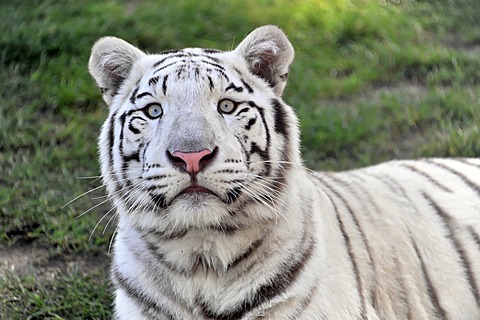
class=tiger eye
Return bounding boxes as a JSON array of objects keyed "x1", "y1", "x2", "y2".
[
  {"x1": 218, "y1": 99, "x2": 236, "y2": 114},
  {"x1": 145, "y1": 103, "x2": 163, "y2": 119}
]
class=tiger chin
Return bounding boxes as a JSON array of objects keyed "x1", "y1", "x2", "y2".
[{"x1": 88, "y1": 25, "x2": 480, "y2": 319}]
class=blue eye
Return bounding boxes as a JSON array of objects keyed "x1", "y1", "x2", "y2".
[
  {"x1": 145, "y1": 103, "x2": 163, "y2": 119},
  {"x1": 218, "y1": 99, "x2": 236, "y2": 114}
]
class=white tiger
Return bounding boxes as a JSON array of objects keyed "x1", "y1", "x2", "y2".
[{"x1": 88, "y1": 25, "x2": 480, "y2": 319}]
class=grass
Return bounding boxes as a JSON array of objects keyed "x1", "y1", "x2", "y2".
[
  {"x1": 1, "y1": 0, "x2": 479, "y2": 318},
  {"x1": 1, "y1": 267, "x2": 111, "y2": 319}
]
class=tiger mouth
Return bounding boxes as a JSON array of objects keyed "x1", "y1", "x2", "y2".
[
  {"x1": 180, "y1": 184, "x2": 214, "y2": 195},
  {"x1": 170, "y1": 184, "x2": 238, "y2": 205},
  {"x1": 172, "y1": 184, "x2": 219, "y2": 203}
]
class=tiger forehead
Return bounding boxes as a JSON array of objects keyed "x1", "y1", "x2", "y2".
[
  {"x1": 151, "y1": 49, "x2": 227, "y2": 77},
  {"x1": 141, "y1": 49, "x2": 234, "y2": 95}
]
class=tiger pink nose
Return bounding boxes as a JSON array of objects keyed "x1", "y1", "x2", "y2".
[{"x1": 169, "y1": 149, "x2": 216, "y2": 176}]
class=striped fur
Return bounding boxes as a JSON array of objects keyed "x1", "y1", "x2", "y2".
[{"x1": 88, "y1": 26, "x2": 480, "y2": 319}]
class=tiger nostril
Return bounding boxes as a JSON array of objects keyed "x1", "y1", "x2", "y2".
[
  {"x1": 166, "y1": 151, "x2": 187, "y2": 171},
  {"x1": 167, "y1": 147, "x2": 218, "y2": 176}
]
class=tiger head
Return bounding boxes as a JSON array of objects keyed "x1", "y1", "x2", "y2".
[{"x1": 89, "y1": 26, "x2": 301, "y2": 234}]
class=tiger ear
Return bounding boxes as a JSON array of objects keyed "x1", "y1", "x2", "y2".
[
  {"x1": 235, "y1": 25, "x2": 294, "y2": 96},
  {"x1": 88, "y1": 37, "x2": 146, "y2": 104}
]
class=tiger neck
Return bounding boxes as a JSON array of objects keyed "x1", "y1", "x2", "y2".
[{"x1": 134, "y1": 203, "x2": 301, "y2": 276}]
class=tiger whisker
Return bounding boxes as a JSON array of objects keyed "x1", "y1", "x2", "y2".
[
  {"x1": 89, "y1": 205, "x2": 116, "y2": 241},
  {"x1": 66, "y1": 169, "x2": 147, "y2": 209},
  {"x1": 108, "y1": 225, "x2": 119, "y2": 257},
  {"x1": 62, "y1": 183, "x2": 108, "y2": 209},
  {"x1": 76, "y1": 197, "x2": 113, "y2": 219},
  {"x1": 103, "y1": 211, "x2": 119, "y2": 235}
]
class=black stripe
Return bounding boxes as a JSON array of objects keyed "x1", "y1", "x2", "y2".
[
  {"x1": 225, "y1": 186, "x2": 242, "y2": 204},
  {"x1": 107, "y1": 111, "x2": 118, "y2": 171},
  {"x1": 271, "y1": 99, "x2": 289, "y2": 137},
  {"x1": 249, "y1": 142, "x2": 269, "y2": 163},
  {"x1": 162, "y1": 75, "x2": 169, "y2": 95},
  {"x1": 144, "y1": 174, "x2": 169, "y2": 181},
  {"x1": 157, "y1": 49, "x2": 182, "y2": 57},
  {"x1": 245, "y1": 117, "x2": 257, "y2": 130},
  {"x1": 147, "y1": 185, "x2": 168, "y2": 192},
  {"x1": 153, "y1": 52, "x2": 184, "y2": 67},
  {"x1": 457, "y1": 158, "x2": 480, "y2": 170},
  {"x1": 106, "y1": 112, "x2": 121, "y2": 196},
  {"x1": 399, "y1": 163, "x2": 452, "y2": 193},
  {"x1": 247, "y1": 101, "x2": 271, "y2": 176},
  {"x1": 145, "y1": 228, "x2": 188, "y2": 242},
  {"x1": 225, "y1": 83, "x2": 244, "y2": 93},
  {"x1": 235, "y1": 135, "x2": 250, "y2": 169},
  {"x1": 199, "y1": 237, "x2": 315, "y2": 320},
  {"x1": 371, "y1": 173, "x2": 407, "y2": 196},
  {"x1": 207, "y1": 75, "x2": 214, "y2": 91},
  {"x1": 422, "y1": 192, "x2": 480, "y2": 305},
  {"x1": 393, "y1": 254, "x2": 413, "y2": 320},
  {"x1": 123, "y1": 152, "x2": 140, "y2": 163},
  {"x1": 329, "y1": 197, "x2": 367, "y2": 319},
  {"x1": 148, "y1": 76, "x2": 159, "y2": 86},
  {"x1": 118, "y1": 113, "x2": 127, "y2": 184},
  {"x1": 411, "y1": 239, "x2": 448, "y2": 320},
  {"x1": 313, "y1": 177, "x2": 366, "y2": 319},
  {"x1": 227, "y1": 237, "x2": 264, "y2": 270},
  {"x1": 128, "y1": 121, "x2": 141, "y2": 134},
  {"x1": 202, "y1": 48, "x2": 222, "y2": 54},
  {"x1": 468, "y1": 226, "x2": 480, "y2": 253},
  {"x1": 206, "y1": 224, "x2": 238, "y2": 235},
  {"x1": 141, "y1": 141, "x2": 149, "y2": 167},
  {"x1": 241, "y1": 79, "x2": 254, "y2": 93},
  {"x1": 154, "y1": 61, "x2": 180, "y2": 74},
  {"x1": 289, "y1": 280, "x2": 324, "y2": 320},
  {"x1": 121, "y1": 166, "x2": 134, "y2": 189},
  {"x1": 233, "y1": 68, "x2": 243, "y2": 76},
  {"x1": 144, "y1": 240, "x2": 192, "y2": 275},
  {"x1": 129, "y1": 86, "x2": 139, "y2": 104},
  {"x1": 136, "y1": 92, "x2": 153, "y2": 100},
  {"x1": 235, "y1": 107, "x2": 250, "y2": 117},
  {"x1": 175, "y1": 64, "x2": 186, "y2": 78},
  {"x1": 150, "y1": 193, "x2": 167, "y2": 209},
  {"x1": 207, "y1": 68, "x2": 229, "y2": 81},
  {"x1": 426, "y1": 160, "x2": 480, "y2": 197},
  {"x1": 112, "y1": 269, "x2": 177, "y2": 320},
  {"x1": 199, "y1": 54, "x2": 221, "y2": 63},
  {"x1": 248, "y1": 102, "x2": 269, "y2": 145},
  {"x1": 330, "y1": 199, "x2": 367, "y2": 319},
  {"x1": 200, "y1": 59, "x2": 225, "y2": 71}
]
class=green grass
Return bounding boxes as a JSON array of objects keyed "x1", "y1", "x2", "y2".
[
  {"x1": 1, "y1": 0, "x2": 479, "y2": 318},
  {"x1": 1, "y1": 267, "x2": 111, "y2": 319}
]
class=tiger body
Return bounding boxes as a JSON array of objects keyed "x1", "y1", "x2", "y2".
[{"x1": 88, "y1": 26, "x2": 480, "y2": 319}]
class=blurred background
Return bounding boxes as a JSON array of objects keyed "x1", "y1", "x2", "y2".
[{"x1": 1, "y1": 0, "x2": 479, "y2": 318}]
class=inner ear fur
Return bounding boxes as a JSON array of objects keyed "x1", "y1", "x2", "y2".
[{"x1": 88, "y1": 37, "x2": 146, "y2": 103}]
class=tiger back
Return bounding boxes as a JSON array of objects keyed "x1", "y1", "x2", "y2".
[{"x1": 88, "y1": 25, "x2": 480, "y2": 319}]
